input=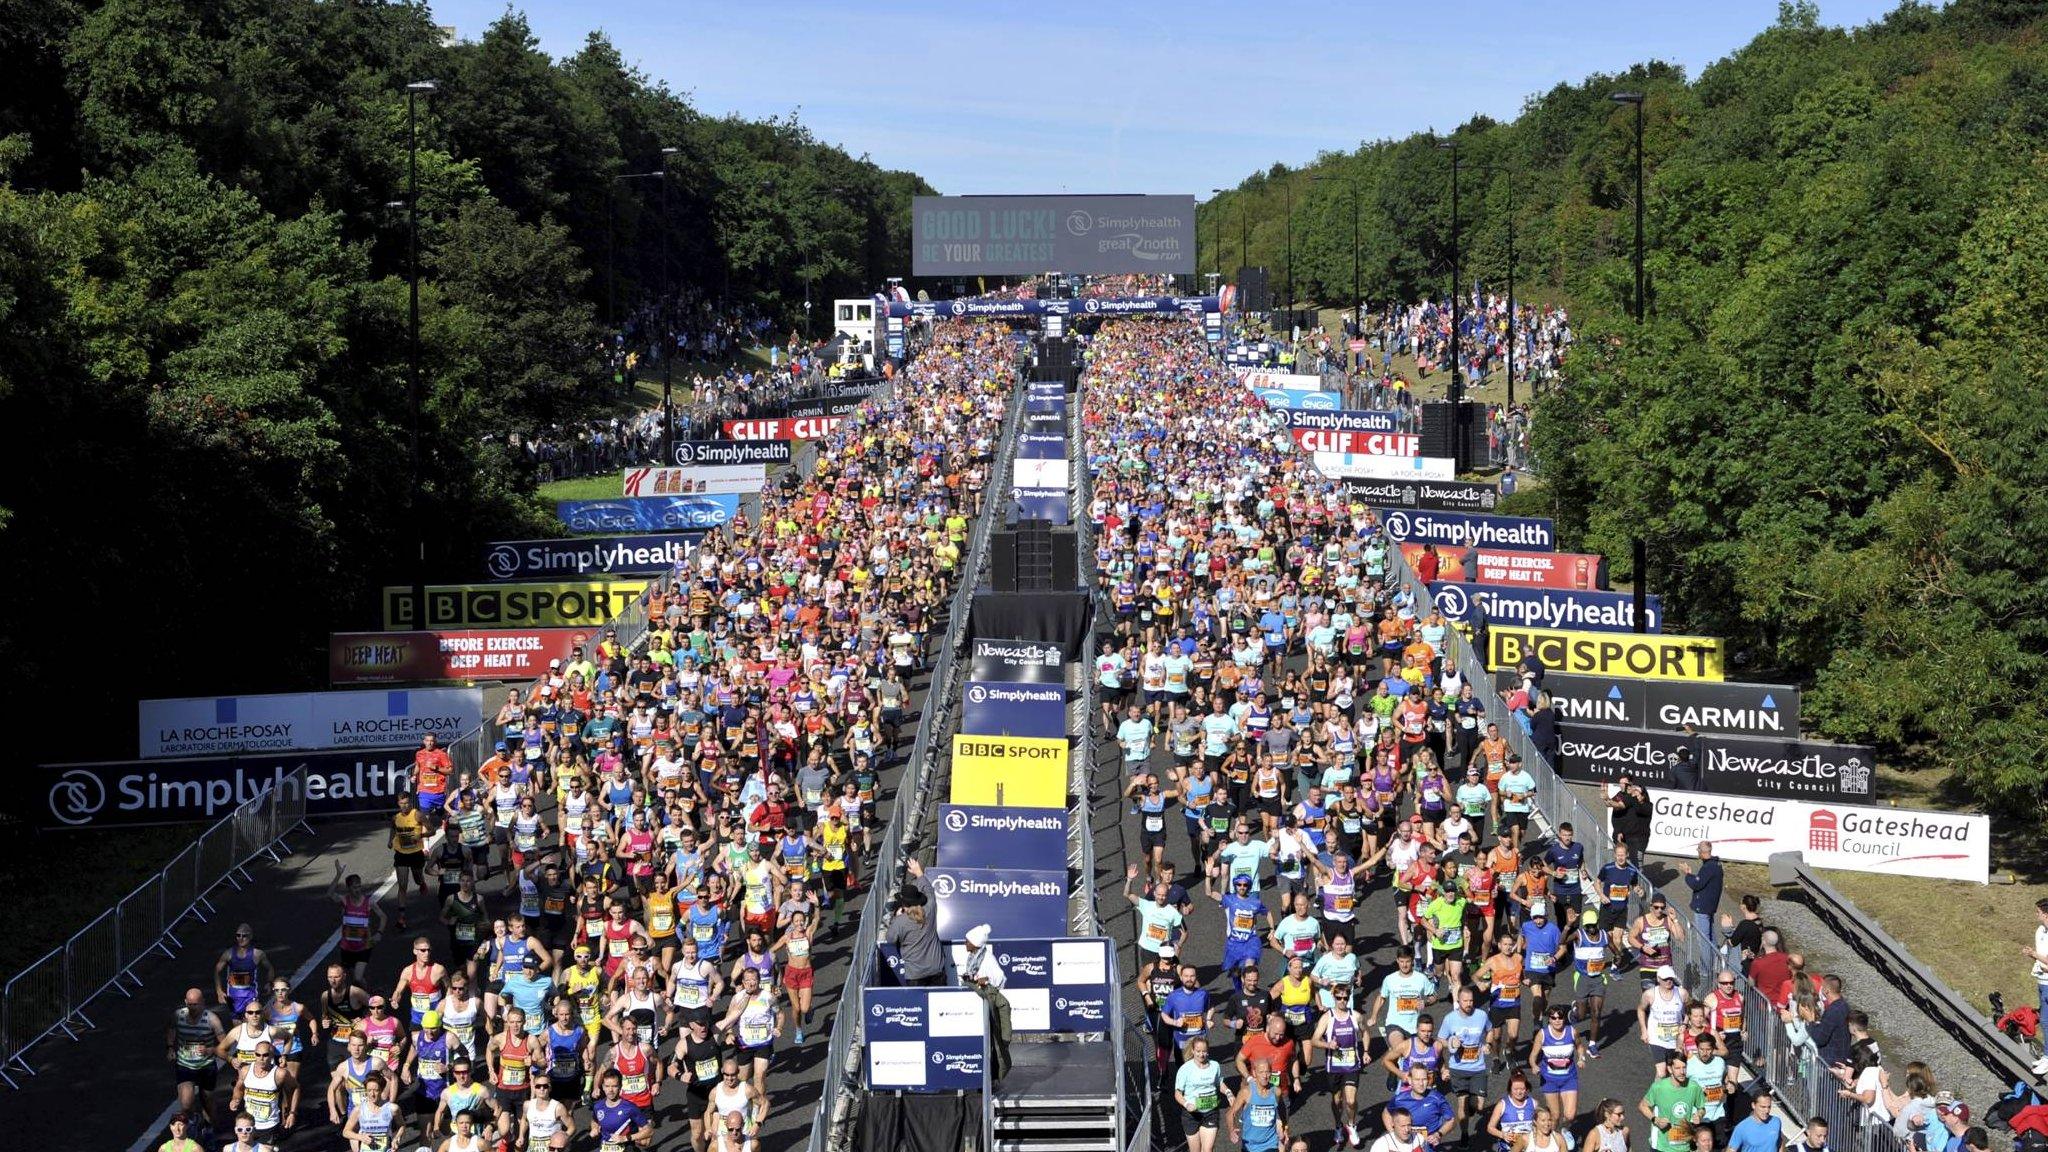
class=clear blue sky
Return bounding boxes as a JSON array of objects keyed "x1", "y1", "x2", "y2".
[{"x1": 426, "y1": 0, "x2": 1916, "y2": 194}]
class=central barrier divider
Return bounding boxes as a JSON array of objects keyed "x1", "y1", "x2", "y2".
[{"x1": 810, "y1": 375, "x2": 1026, "y2": 1152}]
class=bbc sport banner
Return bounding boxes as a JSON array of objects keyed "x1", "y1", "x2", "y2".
[
  {"x1": 621, "y1": 465, "x2": 766, "y2": 497},
  {"x1": 40, "y1": 748, "x2": 415, "y2": 830},
  {"x1": 1644, "y1": 789, "x2": 1987, "y2": 883},
  {"x1": 329, "y1": 629, "x2": 587, "y2": 685},
  {"x1": 483, "y1": 534, "x2": 699, "y2": 581},
  {"x1": 1486, "y1": 624, "x2": 1725, "y2": 681},
  {"x1": 556, "y1": 495, "x2": 741, "y2": 535},
  {"x1": 1429, "y1": 581, "x2": 1661, "y2": 634},
  {"x1": 139, "y1": 688, "x2": 484, "y2": 759},
  {"x1": 1399, "y1": 543, "x2": 1606, "y2": 590},
  {"x1": 382, "y1": 583, "x2": 643, "y2": 630},
  {"x1": 949, "y1": 734, "x2": 1068, "y2": 808}
]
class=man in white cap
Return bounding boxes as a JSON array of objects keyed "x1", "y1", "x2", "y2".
[{"x1": 960, "y1": 924, "x2": 1012, "y2": 1081}]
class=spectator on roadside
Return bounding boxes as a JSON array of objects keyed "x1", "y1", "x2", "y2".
[
  {"x1": 1808, "y1": 975, "x2": 1851, "y2": 1069},
  {"x1": 2028, "y1": 898, "x2": 2048, "y2": 1074},
  {"x1": 1680, "y1": 841, "x2": 1724, "y2": 951},
  {"x1": 1609, "y1": 775, "x2": 1654, "y2": 865},
  {"x1": 886, "y1": 860, "x2": 945, "y2": 987}
]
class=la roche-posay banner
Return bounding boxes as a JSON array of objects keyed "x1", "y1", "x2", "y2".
[{"x1": 140, "y1": 688, "x2": 484, "y2": 759}]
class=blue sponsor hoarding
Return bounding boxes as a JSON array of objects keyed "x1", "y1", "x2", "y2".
[
  {"x1": 943, "y1": 937, "x2": 1116, "y2": 1033},
  {"x1": 1380, "y1": 508, "x2": 1555, "y2": 551},
  {"x1": 927, "y1": 866, "x2": 1069, "y2": 942},
  {"x1": 1014, "y1": 489, "x2": 1070, "y2": 524},
  {"x1": 483, "y1": 533, "x2": 701, "y2": 580},
  {"x1": 1281, "y1": 407, "x2": 1403, "y2": 433},
  {"x1": 555, "y1": 495, "x2": 740, "y2": 534},
  {"x1": 1255, "y1": 387, "x2": 1340, "y2": 412},
  {"x1": 863, "y1": 988, "x2": 986, "y2": 1091},
  {"x1": 39, "y1": 747, "x2": 413, "y2": 831},
  {"x1": 961, "y1": 680, "x2": 1067, "y2": 739},
  {"x1": 1027, "y1": 381, "x2": 1065, "y2": 397},
  {"x1": 1017, "y1": 433, "x2": 1067, "y2": 460},
  {"x1": 1430, "y1": 581, "x2": 1662, "y2": 634},
  {"x1": 937, "y1": 804, "x2": 1068, "y2": 870}
]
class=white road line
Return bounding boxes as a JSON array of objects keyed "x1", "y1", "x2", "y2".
[{"x1": 124, "y1": 836, "x2": 428, "y2": 1152}]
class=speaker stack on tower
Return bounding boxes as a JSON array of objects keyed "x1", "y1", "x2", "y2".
[
  {"x1": 1237, "y1": 266, "x2": 1271, "y2": 314},
  {"x1": 1419, "y1": 400, "x2": 1489, "y2": 474}
]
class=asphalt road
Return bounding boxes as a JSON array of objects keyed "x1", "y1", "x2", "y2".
[{"x1": 28, "y1": 667, "x2": 933, "y2": 1152}]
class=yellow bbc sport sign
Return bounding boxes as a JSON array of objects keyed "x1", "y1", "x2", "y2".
[
  {"x1": 949, "y1": 734, "x2": 1069, "y2": 808},
  {"x1": 1485, "y1": 625, "x2": 1725, "y2": 682}
]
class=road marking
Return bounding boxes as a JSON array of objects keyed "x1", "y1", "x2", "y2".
[{"x1": 124, "y1": 836, "x2": 424, "y2": 1152}]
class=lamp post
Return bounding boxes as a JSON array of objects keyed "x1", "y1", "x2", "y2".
[
  {"x1": 659, "y1": 146, "x2": 679, "y2": 461},
  {"x1": 1610, "y1": 91, "x2": 1646, "y2": 323},
  {"x1": 1311, "y1": 173, "x2": 1360, "y2": 369},
  {"x1": 1611, "y1": 90, "x2": 1648, "y2": 631},
  {"x1": 404, "y1": 79, "x2": 435, "y2": 627}
]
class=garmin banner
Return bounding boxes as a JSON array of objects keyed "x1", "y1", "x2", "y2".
[
  {"x1": 1429, "y1": 581, "x2": 1661, "y2": 634},
  {"x1": 911, "y1": 194, "x2": 1195, "y2": 276},
  {"x1": 38, "y1": 748, "x2": 413, "y2": 831},
  {"x1": 1697, "y1": 734, "x2": 1875, "y2": 803},
  {"x1": 1491, "y1": 670, "x2": 1801, "y2": 737},
  {"x1": 863, "y1": 988, "x2": 987, "y2": 1091},
  {"x1": 671, "y1": 439, "x2": 791, "y2": 468},
  {"x1": 1400, "y1": 544, "x2": 1607, "y2": 590},
  {"x1": 556, "y1": 495, "x2": 740, "y2": 534},
  {"x1": 483, "y1": 533, "x2": 698, "y2": 580},
  {"x1": 1017, "y1": 433, "x2": 1068, "y2": 460},
  {"x1": 1350, "y1": 478, "x2": 1500, "y2": 513},
  {"x1": 927, "y1": 866, "x2": 1070, "y2": 942},
  {"x1": 937, "y1": 804, "x2": 1068, "y2": 869},
  {"x1": 1381, "y1": 509, "x2": 1556, "y2": 551},
  {"x1": 140, "y1": 688, "x2": 484, "y2": 759},
  {"x1": 944, "y1": 936, "x2": 1115, "y2": 1032},
  {"x1": 970, "y1": 638, "x2": 1068, "y2": 684},
  {"x1": 1282, "y1": 407, "x2": 1404, "y2": 434},
  {"x1": 962, "y1": 680, "x2": 1068, "y2": 739}
]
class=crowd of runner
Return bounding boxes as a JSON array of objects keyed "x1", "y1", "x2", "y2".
[
  {"x1": 156, "y1": 321, "x2": 1013, "y2": 1152},
  {"x1": 1078, "y1": 316, "x2": 1965, "y2": 1152}
]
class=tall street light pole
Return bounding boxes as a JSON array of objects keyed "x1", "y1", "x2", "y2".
[
  {"x1": 1611, "y1": 90, "x2": 1649, "y2": 631},
  {"x1": 659, "y1": 146, "x2": 679, "y2": 462},
  {"x1": 404, "y1": 79, "x2": 435, "y2": 628}
]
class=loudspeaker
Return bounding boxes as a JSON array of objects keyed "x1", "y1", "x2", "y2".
[
  {"x1": 1050, "y1": 529, "x2": 1078, "y2": 590},
  {"x1": 1419, "y1": 400, "x2": 1489, "y2": 474},
  {"x1": 1014, "y1": 521, "x2": 1055, "y2": 591},
  {"x1": 1238, "y1": 266, "x2": 1270, "y2": 313},
  {"x1": 990, "y1": 530, "x2": 1018, "y2": 593}
]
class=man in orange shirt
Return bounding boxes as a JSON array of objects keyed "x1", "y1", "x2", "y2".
[
  {"x1": 412, "y1": 734, "x2": 453, "y2": 826},
  {"x1": 1236, "y1": 1013, "x2": 1302, "y2": 1101}
]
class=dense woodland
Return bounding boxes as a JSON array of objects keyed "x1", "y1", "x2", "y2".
[
  {"x1": 0, "y1": 0, "x2": 931, "y2": 762},
  {"x1": 1203, "y1": 0, "x2": 2048, "y2": 810}
]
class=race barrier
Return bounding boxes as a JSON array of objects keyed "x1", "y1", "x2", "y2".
[
  {"x1": 329, "y1": 628, "x2": 589, "y2": 684},
  {"x1": 0, "y1": 769, "x2": 310, "y2": 1089},
  {"x1": 1399, "y1": 542, "x2": 1607, "y2": 589},
  {"x1": 1645, "y1": 790, "x2": 1987, "y2": 882},
  {"x1": 1429, "y1": 580, "x2": 1661, "y2": 634},
  {"x1": 138, "y1": 687, "x2": 483, "y2": 758},
  {"x1": 1485, "y1": 624, "x2": 1726, "y2": 680}
]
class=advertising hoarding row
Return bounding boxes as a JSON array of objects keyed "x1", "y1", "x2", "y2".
[
  {"x1": 330, "y1": 628, "x2": 587, "y2": 685},
  {"x1": 670, "y1": 439, "x2": 791, "y2": 467},
  {"x1": 1348, "y1": 478, "x2": 1499, "y2": 513},
  {"x1": 863, "y1": 988, "x2": 987, "y2": 1091},
  {"x1": 555, "y1": 495, "x2": 741, "y2": 535},
  {"x1": 139, "y1": 688, "x2": 483, "y2": 759},
  {"x1": 1485, "y1": 624, "x2": 1726, "y2": 682},
  {"x1": 621, "y1": 465, "x2": 767, "y2": 497},
  {"x1": 1429, "y1": 581, "x2": 1662, "y2": 634},
  {"x1": 382, "y1": 583, "x2": 644, "y2": 630},
  {"x1": 1399, "y1": 543, "x2": 1607, "y2": 590},
  {"x1": 1555, "y1": 722, "x2": 1874, "y2": 802},
  {"x1": 39, "y1": 747, "x2": 414, "y2": 830},
  {"x1": 910, "y1": 194, "x2": 1195, "y2": 276},
  {"x1": 1492, "y1": 669, "x2": 1801, "y2": 737},
  {"x1": 1380, "y1": 509, "x2": 1556, "y2": 551},
  {"x1": 720, "y1": 416, "x2": 843, "y2": 441},
  {"x1": 482, "y1": 533, "x2": 698, "y2": 581},
  {"x1": 1642, "y1": 788, "x2": 1987, "y2": 883}
]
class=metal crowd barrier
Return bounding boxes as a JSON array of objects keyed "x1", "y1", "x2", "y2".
[
  {"x1": 0, "y1": 768, "x2": 312, "y2": 1089},
  {"x1": 809, "y1": 376, "x2": 1023, "y2": 1152},
  {"x1": 1069, "y1": 378, "x2": 1103, "y2": 939}
]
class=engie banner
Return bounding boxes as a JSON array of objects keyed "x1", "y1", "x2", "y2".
[
  {"x1": 1429, "y1": 581, "x2": 1661, "y2": 634},
  {"x1": 943, "y1": 937, "x2": 1115, "y2": 1032},
  {"x1": 926, "y1": 866, "x2": 1069, "y2": 942},
  {"x1": 1313, "y1": 453, "x2": 1457, "y2": 481},
  {"x1": 1486, "y1": 625, "x2": 1726, "y2": 681},
  {"x1": 621, "y1": 465, "x2": 766, "y2": 497},
  {"x1": 1643, "y1": 789, "x2": 1988, "y2": 883},
  {"x1": 671, "y1": 439, "x2": 791, "y2": 467},
  {"x1": 38, "y1": 747, "x2": 414, "y2": 830},
  {"x1": 863, "y1": 988, "x2": 987, "y2": 1091},
  {"x1": 970, "y1": 638, "x2": 1067, "y2": 683},
  {"x1": 950, "y1": 734, "x2": 1068, "y2": 808},
  {"x1": 937, "y1": 804, "x2": 1067, "y2": 869},
  {"x1": 962, "y1": 680, "x2": 1068, "y2": 739},
  {"x1": 1555, "y1": 723, "x2": 1875, "y2": 802},
  {"x1": 382, "y1": 583, "x2": 643, "y2": 630},
  {"x1": 721, "y1": 416, "x2": 843, "y2": 441},
  {"x1": 1399, "y1": 544, "x2": 1607, "y2": 590},
  {"x1": 1255, "y1": 387, "x2": 1340, "y2": 412},
  {"x1": 330, "y1": 629, "x2": 587, "y2": 685},
  {"x1": 483, "y1": 534, "x2": 698, "y2": 581},
  {"x1": 1380, "y1": 509, "x2": 1556, "y2": 551},
  {"x1": 1493, "y1": 670, "x2": 1801, "y2": 737},
  {"x1": 556, "y1": 495, "x2": 741, "y2": 534},
  {"x1": 140, "y1": 688, "x2": 483, "y2": 759}
]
